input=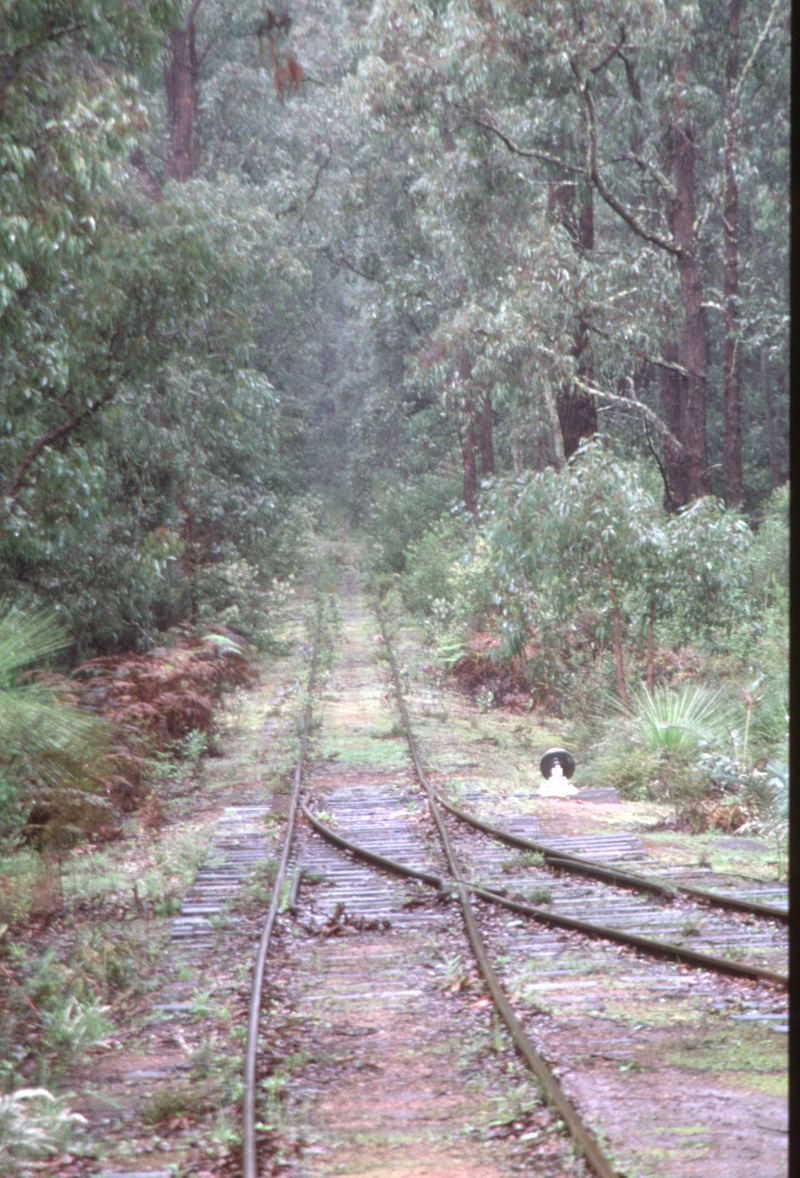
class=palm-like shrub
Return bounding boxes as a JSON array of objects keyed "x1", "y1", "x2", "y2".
[
  {"x1": 0, "y1": 607, "x2": 111, "y2": 846},
  {"x1": 585, "y1": 684, "x2": 734, "y2": 815},
  {"x1": 623, "y1": 685, "x2": 732, "y2": 756}
]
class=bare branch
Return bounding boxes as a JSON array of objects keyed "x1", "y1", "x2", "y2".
[
  {"x1": 610, "y1": 151, "x2": 676, "y2": 199},
  {"x1": 576, "y1": 376, "x2": 684, "y2": 450},
  {"x1": 186, "y1": 0, "x2": 205, "y2": 27},
  {"x1": 1, "y1": 21, "x2": 86, "y2": 67},
  {"x1": 303, "y1": 149, "x2": 331, "y2": 207},
  {"x1": 735, "y1": 0, "x2": 785, "y2": 103},
  {"x1": 324, "y1": 249, "x2": 383, "y2": 284},
  {"x1": 470, "y1": 116, "x2": 585, "y2": 175},
  {"x1": 645, "y1": 355, "x2": 689, "y2": 378},
  {"x1": 583, "y1": 84, "x2": 683, "y2": 257},
  {"x1": 584, "y1": 322, "x2": 690, "y2": 379},
  {"x1": 618, "y1": 50, "x2": 642, "y2": 102},
  {"x1": 4, "y1": 387, "x2": 116, "y2": 503},
  {"x1": 589, "y1": 26, "x2": 626, "y2": 74},
  {"x1": 277, "y1": 150, "x2": 331, "y2": 217}
]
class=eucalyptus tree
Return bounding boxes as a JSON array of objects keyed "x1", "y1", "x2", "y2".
[
  {"x1": 0, "y1": 0, "x2": 178, "y2": 516},
  {"x1": 0, "y1": 1, "x2": 334, "y2": 650},
  {"x1": 346, "y1": 0, "x2": 788, "y2": 511},
  {"x1": 480, "y1": 439, "x2": 753, "y2": 706}
]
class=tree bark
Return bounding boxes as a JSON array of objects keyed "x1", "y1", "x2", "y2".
[
  {"x1": 671, "y1": 51, "x2": 711, "y2": 501},
  {"x1": 460, "y1": 412, "x2": 478, "y2": 513},
  {"x1": 479, "y1": 390, "x2": 494, "y2": 476},
  {"x1": 458, "y1": 348, "x2": 478, "y2": 512},
  {"x1": 749, "y1": 206, "x2": 780, "y2": 491},
  {"x1": 549, "y1": 182, "x2": 598, "y2": 457},
  {"x1": 658, "y1": 341, "x2": 690, "y2": 511},
  {"x1": 165, "y1": 3, "x2": 202, "y2": 182},
  {"x1": 130, "y1": 147, "x2": 163, "y2": 202},
  {"x1": 722, "y1": 0, "x2": 743, "y2": 507}
]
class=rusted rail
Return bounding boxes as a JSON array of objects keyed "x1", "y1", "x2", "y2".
[
  {"x1": 302, "y1": 808, "x2": 787, "y2": 990},
  {"x1": 245, "y1": 588, "x2": 785, "y2": 1178},
  {"x1": 374, "y1": 596, "x2": 621, "y2": 1178},
  {"x1": 436, "y1": 793, "x2": 789, "y2": 923},
  {"x1": 242, "y1": 599, "x2": 323, "y2": 1178}
]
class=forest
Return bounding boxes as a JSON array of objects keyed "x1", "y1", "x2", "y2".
[{"x1": 0, "y1": 0, "x2": 789, "y2": 1168}]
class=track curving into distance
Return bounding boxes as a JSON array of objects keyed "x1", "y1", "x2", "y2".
[{"x1": 242, "y1": 585, "x2": 787, "y2": 1178}]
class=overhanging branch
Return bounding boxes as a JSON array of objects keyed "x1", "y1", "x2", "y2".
[
  {"x1": 583, "y1": 85, "x2": 683, "y2": 257},
  {"x1": 470, "y1": 116, "x2": 585, "y2": 175},
  {"x1": 576, "y1": 376, "x2": 683, "y2": 451}
]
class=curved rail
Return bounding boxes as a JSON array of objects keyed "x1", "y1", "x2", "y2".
[
  {"x1": 374, "y1": 597, "x2": 620, "y2": 1178},
  {"x1": 301, "y1": 802, "x2": 787, "y2": 989},
  {"x1": 242, "y1": 599, "x2": 323, "y2": 1178},
  {"x1": 436, "y1": 794, "x2": 789, "y2": 923}
]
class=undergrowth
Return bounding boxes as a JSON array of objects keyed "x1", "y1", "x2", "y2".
[{"x1": 74, "y1": 628, "x2": 257, "y2": 811}]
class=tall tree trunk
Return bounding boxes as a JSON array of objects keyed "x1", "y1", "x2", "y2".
[
  {"x1": 750, "y1": 206, "x2": 780, "y2": 491},
  {"x1": 658, "y1": 342, "x2": 690, "y2": 511},
  {"x1": 180, "y1": 508, "x2": 199, "y2": 623},
  {"x1": 722, "y1": 0, "x2": 743, "y2": 507},
  {"x1": 761, "y1": 349, "x2": 779, "y2": 490},
  {"x1": 479, "y1": 391, "x2": 494, "y2": 476},
  {"x1": 647, "y1": 598, "x2": 656, "y2": 696},
  {"x1": 460, "y1": 411, "x2": 478, "y2": 513},
  {"x1": 602, "y1": 551, "x2": 628, "y2": 714},
  {"x1": 458, "y1": 348, "x2": 478, "y2": 512},
  {"x1": 511, "y1": 401, "x2": 523, "y2": 475},
  {"x1": 549, "y1": 182, "x2": 598, "y2": 458},
  {"x1": 671, "y1": 52, "x2": 710, "y2": 501},
  {"x1": 165, "y1": 2, "x2": 202, "y2": 182}
]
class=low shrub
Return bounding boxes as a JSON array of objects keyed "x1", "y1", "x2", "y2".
[
  {"x1": 369, "y1": 473, "x2": 462, "y2": 573},
  {"x1": 73, "y1": 630, "x2": 257, "y2": 809},
  {"x1": 0, "y1": 607, "x2": 113, "y2": 847},
  {"x1": 401, "y1": 517, "x2": 466, "y2": 615},
  {"x1": 0, "y1": 1087, "x2": 86, "y2": 1174}
]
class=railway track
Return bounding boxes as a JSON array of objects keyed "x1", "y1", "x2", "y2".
[{"x1": 243, "y1": 579, "x2": 788, "y2": 1178}]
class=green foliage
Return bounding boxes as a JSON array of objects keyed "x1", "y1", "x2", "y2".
[
  {"x1": 0, "y1": 0, "x2": 178, "y2": 310},
  {"x1": 347, "y1": 0, "x2": 788, "y2": 514},
  {"x1": 586, "y1": 678, "x2": 787, "y2": 831},
  {"x1": 401, "y1": 516, "x2": 467, "y2": 615},
  {"x1": 585, "y1": 683, "x2": 735, "y2": 807},
  {"x1": 619, "y1": 686, "x2": 733, "y2": 758},
  {"x1": 0, "y1": 1087, "x2": 86, "y2": 1173},
  {"x1": 369, "y1": 473, "x2": 462, "y2": 573},
  {"x1": 472, "y1": 441, "x2": 752, "y2": 697},
  {"x1": 141, "y1": 1081, "x2": 214, "y2": 1125},
  {"x1": 0, "y1": 171, "x2": 316, "y2": 654},
  {"x1": 40, "y1": 995, "x2": 111, "y2": 1074},
  {"x1": 0, "y1": 606, "x2": 111, "y2": 844},
  {"x1": 747, "y1": 484, "x2": 789, "y2": 609}
]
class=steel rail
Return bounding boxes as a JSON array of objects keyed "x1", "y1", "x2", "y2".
[
  {"x1": 242, "y1": 599, "x2": 323, "y2": 1178},
  {"x1": 302, "y1": 806, "x2": 788, "y2": 989},
  {"x1": 471, "y1": 885, "x2": 788, "y2": 988},
  {"x1": 374, "y1": 599, "x2": 620, "y2": 1178},
  {"x1": 436, "y1": 793, "x2": 789, "y2": 923}
]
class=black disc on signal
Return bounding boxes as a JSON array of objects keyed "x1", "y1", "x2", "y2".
[{"x1": 539, "y1": 747, "x2": 576, "y2": 779}]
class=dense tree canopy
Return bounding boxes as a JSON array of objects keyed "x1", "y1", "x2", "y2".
[{"x1": 0, "y1": 0, "x2": 789, "y2": 657}]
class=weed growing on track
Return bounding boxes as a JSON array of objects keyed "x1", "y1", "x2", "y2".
[
  {"x1": 141, "y1": 1080, "x2": 216, "y2": 1125},
  {"x1": 501, "y1": 851, "x2": 545, "y2": 871},
  {"x1": 525, "y1": 887, "x2": 553, "y2": 906}
]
